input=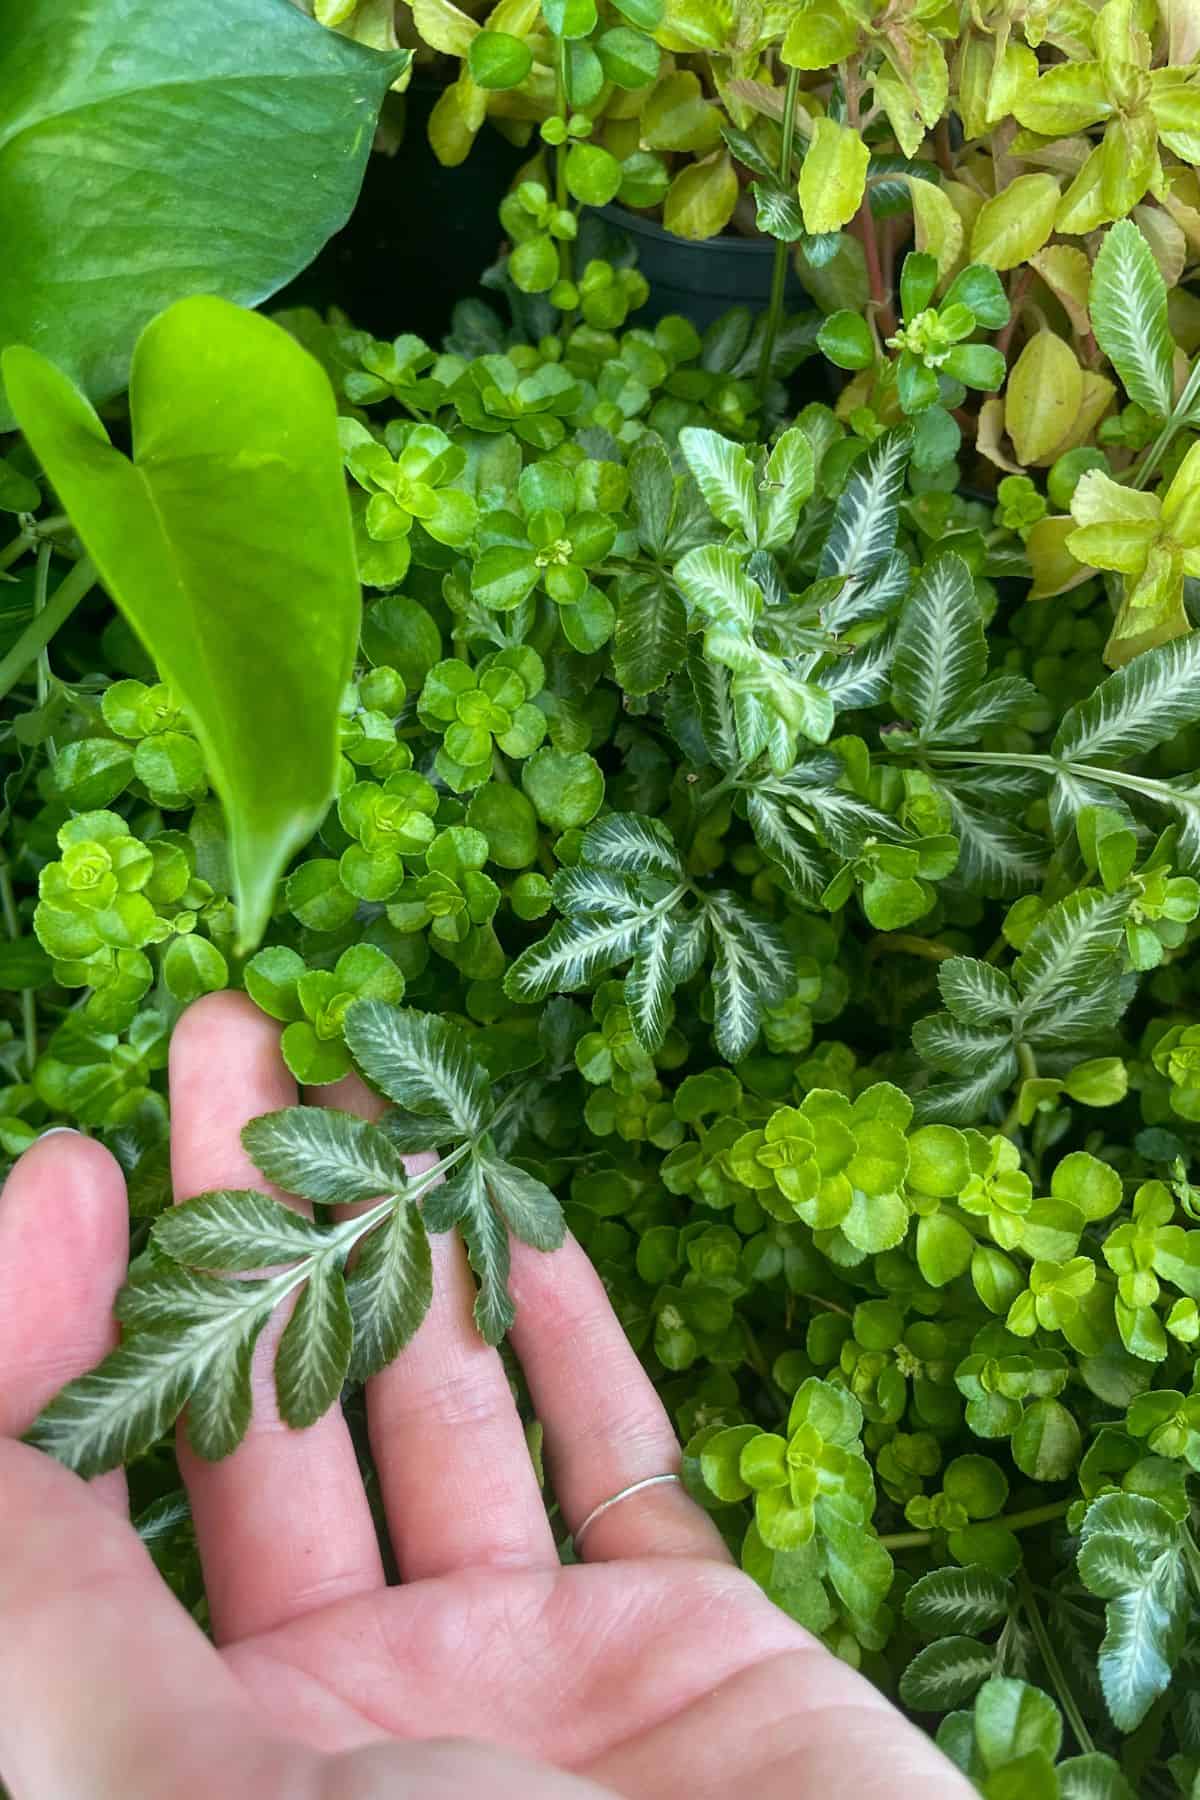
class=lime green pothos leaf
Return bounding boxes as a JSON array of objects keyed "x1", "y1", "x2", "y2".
[
  {"x1": 0, "y1": 0, "x2": 407, "y2": 429},
  {"x1": 2, "y1": 298, "x2": 360, "y2": 949}
]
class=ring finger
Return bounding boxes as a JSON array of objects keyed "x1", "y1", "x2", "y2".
[{"x1": 508, "y1": 1234, "x2": 729, "y2": 1563}]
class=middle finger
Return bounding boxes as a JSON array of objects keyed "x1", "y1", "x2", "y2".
[{"x1": 316, "y1": 1070, "x2": 557, "y2": 1579}]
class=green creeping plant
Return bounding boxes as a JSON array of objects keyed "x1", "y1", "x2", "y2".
[{"x1": 8, "y1": 281, "x2": 1200, "y2": 1795}]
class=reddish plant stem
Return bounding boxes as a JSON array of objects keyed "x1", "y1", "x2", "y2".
[
  {"x1": 880, "y1": 216, "x2": 896, "y2": 316},
  {"x1": 842, "y1": 58, "x2": 896, "y2": 336},
  {"x1": 995, "y1": 267, "x2": 1033, "y2": 358}
]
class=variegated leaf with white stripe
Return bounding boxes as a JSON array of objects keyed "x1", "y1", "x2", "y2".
[
  {"x1": 678, "y1": 427, "x2": 758, "y2": 540},
  {"x1": 891, "y1": 553, "x2": 985, "y2": 742},
  {"x1": 1053, "y1": 633, "x2": 1200, "y2": 765},
  {"x1": 705, "y1": 891, "x2": 793, "y2": 1062},
  {"x1": 581, "y1": 811, "x2": 684, "y2": 880},
  {"x1": 819, "y1": 426, "x2": 910, "y2": 583},
  {"x1": 344, "y1": 1003, "x2": 492, "y2": 1137}
]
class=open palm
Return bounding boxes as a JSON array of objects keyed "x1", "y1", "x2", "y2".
[{"x1": 0, "y1": 995, "x2": 969, "y2": 1800}]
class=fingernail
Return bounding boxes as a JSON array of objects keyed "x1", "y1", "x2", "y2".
[{"x1": 36, "y1": 1127, "x2": 82, "y2": 1141}]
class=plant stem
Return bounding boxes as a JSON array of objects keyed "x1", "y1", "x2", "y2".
[
  {"x1": 1016, "y1": 1569, "x2": 1095, "y2": 1755},
  {"x1": 0, "y1": 856, "x2": 37, "y2": 1076},
  {"x1": 867, "y1": 932, "x2": 958, "y2": 962},
  {"x1": 756, "y1": 61, "x2": 803, "y2": 409},
  {"x1": 0, "y1": 555, "x2": 95, "y2": 703},
  {"x1": 795, "y1": 1291, "x2": 852, "y2": 1318},
  {"x1": 879, "y1": 1499, "x2": 1070, "y2": 1550},
  {"x1": 1001, "y1": 1040, "x2": 1039, "y2": 1136},
  {"x1": 1130, "y1": 355, "x2": 1200, "y2": 491},
  {"x1": 34, "y1": 543, "x2": 54, "y2": 752},
  {"x1": 994, "y1": 269, "x2": 1032, "y2": 359},
  {"x1": 553, "y1": 37, "x2": 575, "y2": 322},
  {"x1": 0, "y1": 533, "x2": 30, "y2": 574},
  {"x1": 842, "y1": 59, "x2": 894, "y2": 338}
]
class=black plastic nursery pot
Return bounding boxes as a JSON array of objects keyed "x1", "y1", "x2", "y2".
[
  {"x1": 275, "y1": 82, "x2": 526, "y2": 344},
  {"x1": 592, "y1": 203, "x2": 806, "y2": 329}
]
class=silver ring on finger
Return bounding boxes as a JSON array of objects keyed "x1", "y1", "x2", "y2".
[{"x1": 571, "y1": 1473, "x2": 683, "y2": 1553}]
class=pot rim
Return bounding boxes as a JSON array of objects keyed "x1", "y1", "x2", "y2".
[{"x1": 594, "y1": 202, "x2": 779, "y2": 256}]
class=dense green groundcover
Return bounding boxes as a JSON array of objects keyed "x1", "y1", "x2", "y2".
[
  {"x1": 6, "y1": 287, "x2": 1200, "y2": 1795},
  {"x1": 8, "y1": 1, "x2": 1200, "y2": 1794}
]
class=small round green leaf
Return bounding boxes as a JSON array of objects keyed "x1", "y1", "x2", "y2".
[{"x1": 467, "y1": 30, "x2": 534, "y2": 89}]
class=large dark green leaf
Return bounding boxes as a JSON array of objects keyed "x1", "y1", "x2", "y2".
[
  {"x1": 0, "y1": 0, "x2": 407, "y2": 428},
  {"x1": 2, "y1": 299, "x2": 360, "y2": 947}
]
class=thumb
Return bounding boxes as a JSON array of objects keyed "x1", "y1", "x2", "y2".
[{"x1": 0, "y1": 1440, "x2": 276, "y2": 1799}]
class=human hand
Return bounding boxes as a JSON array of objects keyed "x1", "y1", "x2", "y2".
[{"x1": 0, "y1": 993, "x2": 971, "y2": 1800}]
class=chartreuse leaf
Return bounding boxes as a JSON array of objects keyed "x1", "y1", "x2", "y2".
[
  {"x1": 0, "y1": 0, "x2": 407, "y2": 429},
  {"x1": 1088, "y1": 220, "x2": 1176, "y2": 419},
  {"x1": 798, "y1": 117, "x2": 870, "y2": 235},
  {"x1": 1005, "y1": 332, "x2": 1083, "y2": 466},
  {"x1": 970, "y1": 175, "x2": 1060, "y2": 270},
  {"x1": 2, "y1": 298, "x2": 360, "y2": 949}
]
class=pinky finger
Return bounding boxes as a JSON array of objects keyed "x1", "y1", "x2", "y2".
[
  {"x1": 507, "y1": 1234, "x2": 728, "y2": 1563},
  {"x1": 0, "y1": 1132, "x2": 129, "y2": 1513}
]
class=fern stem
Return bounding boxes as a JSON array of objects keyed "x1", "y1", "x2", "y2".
[{"x1": 1016, "y1": 1569, "x2": 1095, "y2": 1756}]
